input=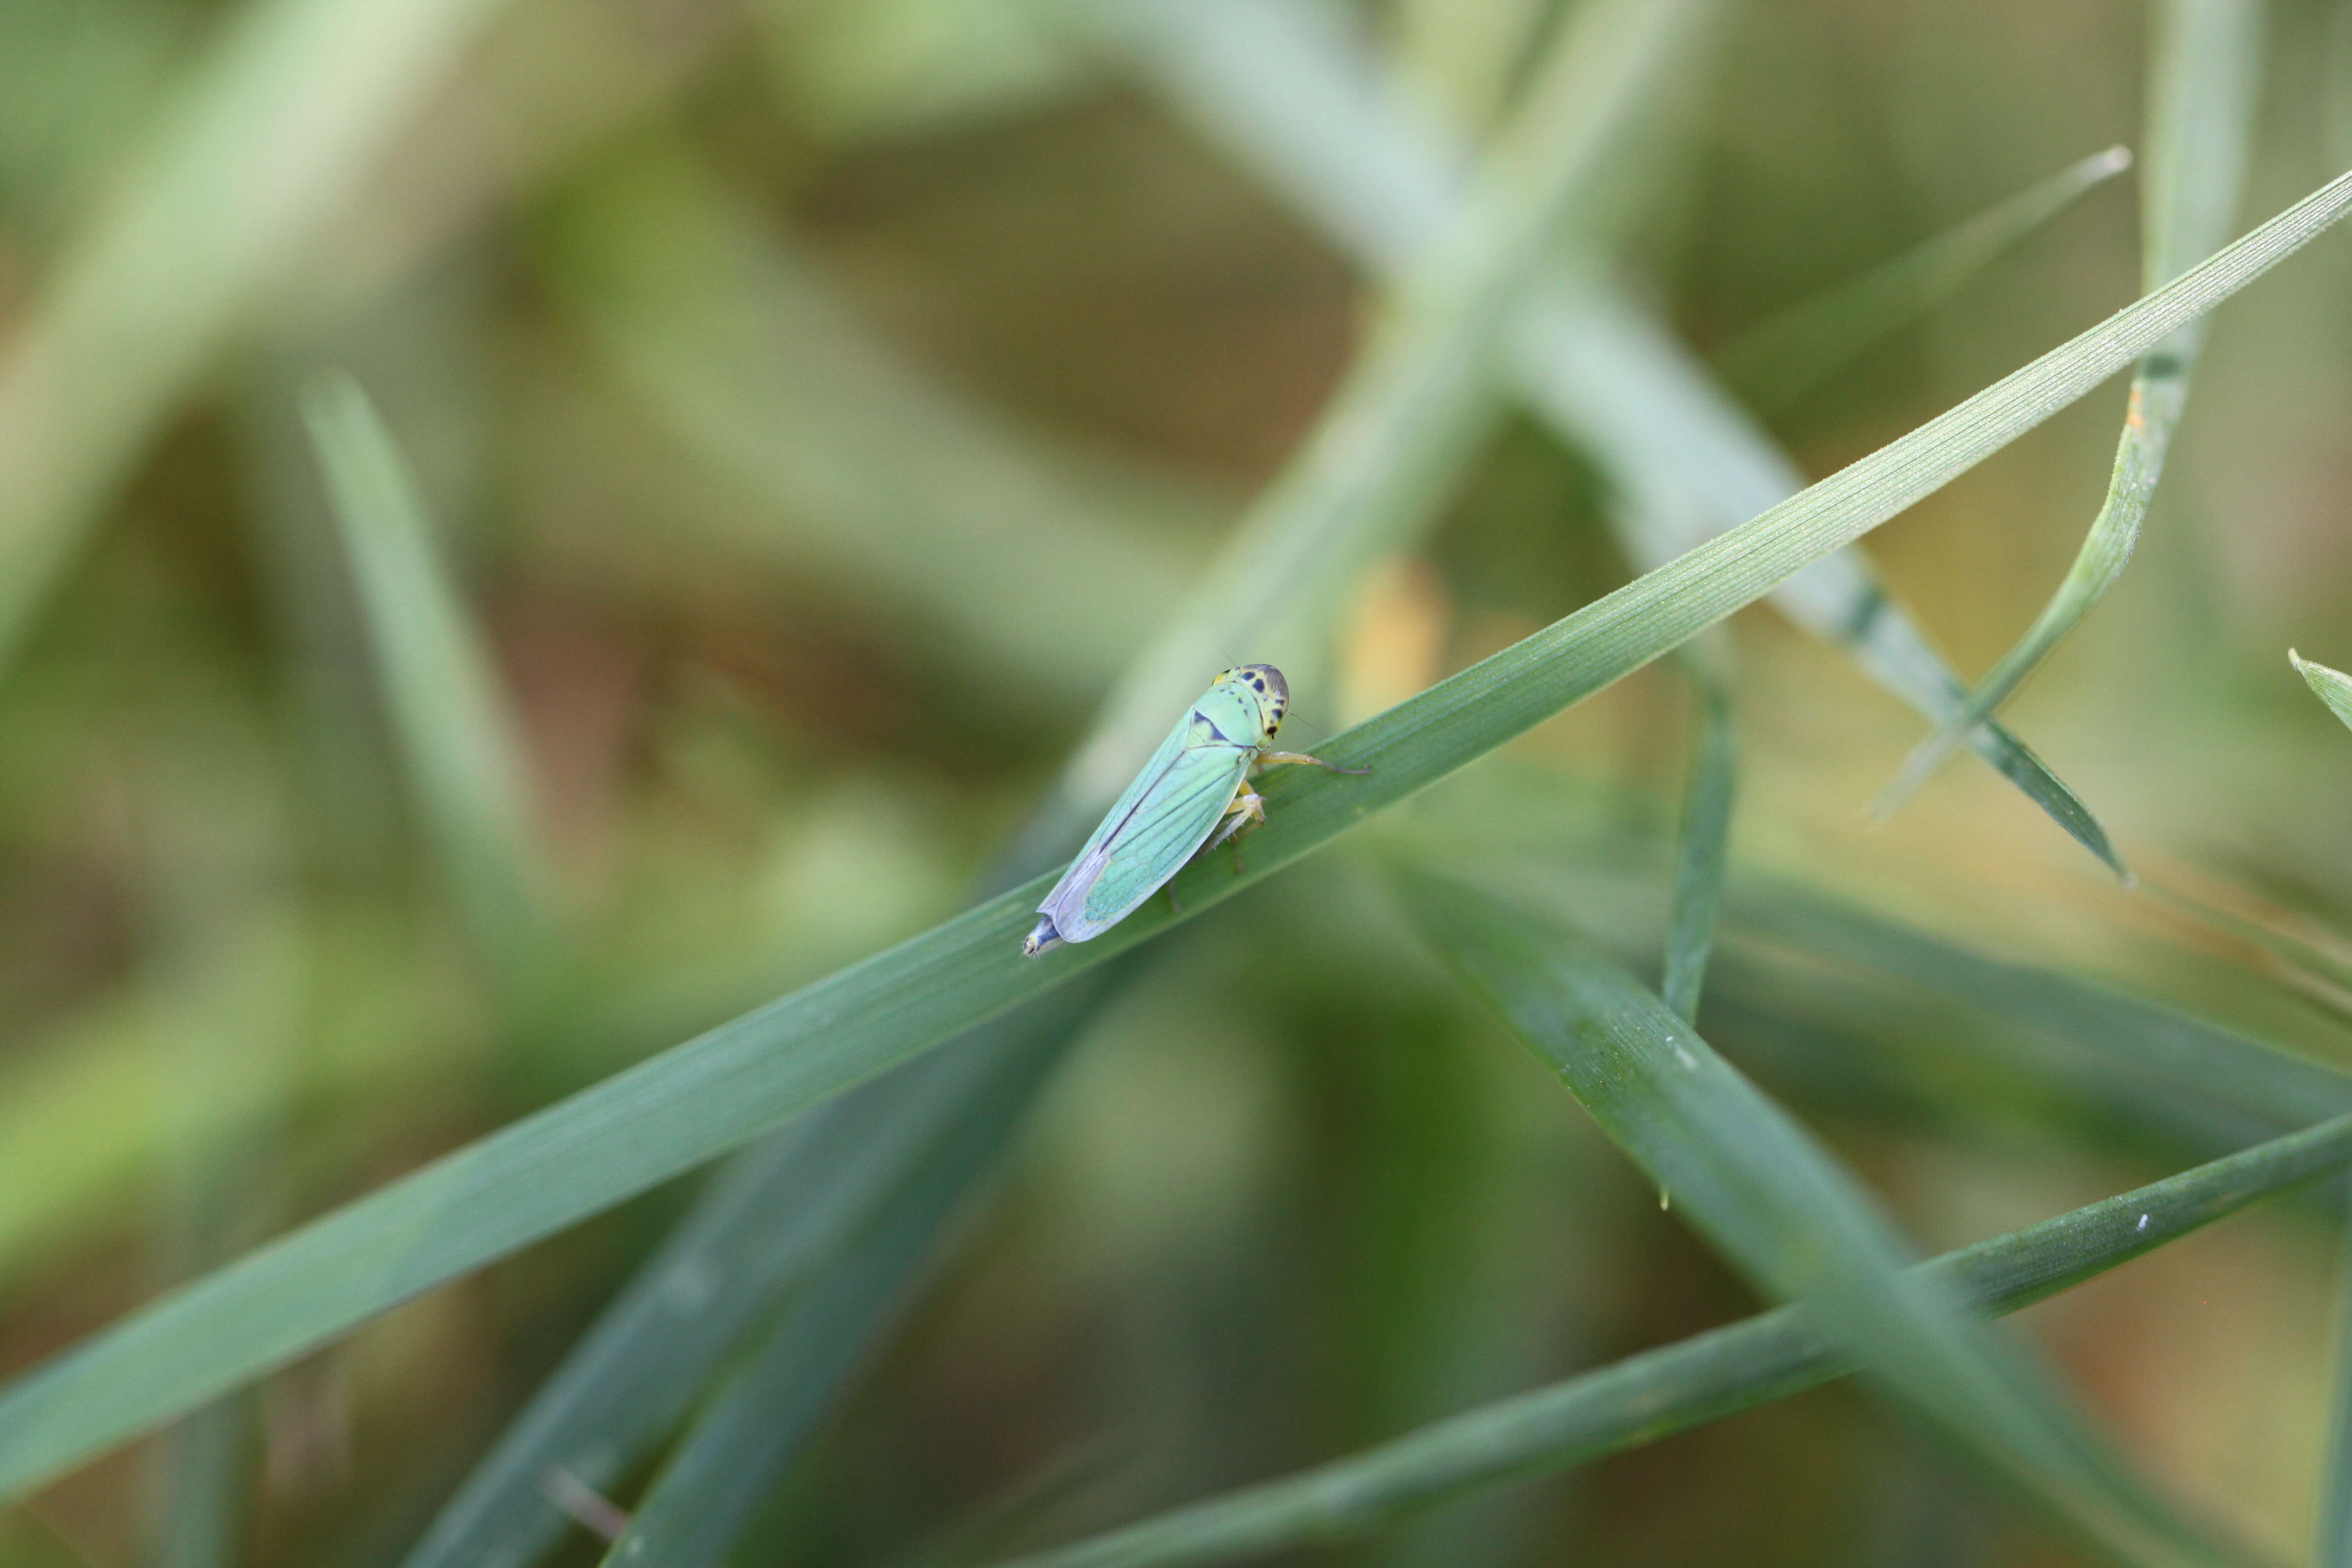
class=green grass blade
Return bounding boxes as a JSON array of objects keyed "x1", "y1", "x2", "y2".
[
  {"x1": 0, "y1": 162, "x2": 2343, "y2": 1504},
  {"x1": 2310, "y1": 663, "x2": 2352, "y2": 1561},
  {"x1": 2295, "y1": 650, "x2": 2352, "y2": 736},
  {"x1": 1662, "y1": 659, "x2": 1735, "y2": 1023},
  {"x1": 1513, "y1": 286, "x2": 2128, "y2": 876},
  {"x1": 398, "y1": 978, "x2": 1108, "y2": 1568},
  {"x1": 993, "y1": 1112, "x2": 2352, "y2": 1568},
  {"x1": 2323, "y1": 1223, "x2": 2352, "y2": 1568},
  {"x1": 0, "y1": 0, "x2": 508, "y2": 674},
  {"x1": 303, "y1": 373, "x2": 564, "y2": 1005},
  {"x1": 1720, "y1": 146, "x2": 2135, "y2": 413},
  {"x1": 541, "y1": 138, "x2": 1194, "y2": 698},
  {"x1": 1074, "y1": 0, "x2": 2127, "y2": 875},
  {"x1": 595, "y1": 1021, "x2": 1067, "y2": 1568},
  {"x1": 1402, "y1": 868, "x2": 2253, "y2": 1568},
  {"x1": 1731, "y1": 881, "x2": 2352, "y2": 1131},
  {"x1": 142, "y1": 903, "x2": 295, "y2": 1568},
  {"x1": 1875, "y1": 0, "x2": 2263, "y2": 819}
]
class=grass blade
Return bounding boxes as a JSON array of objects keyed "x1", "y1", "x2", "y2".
[
  {"x1": 2295, "y1": 650, "x2": 2352, "y2": 736},
  {"x1": 303, "y1": 373, "x2": 564, "y2": 1007},
  {"x1": 1719, "y1": 146, "x2": 2135, "y2": 414},
  {"x1": 993, "y1": 1112, "x2": 2352, "y2": 1568},
  {"x1": 2306, "y1": 643, "x2": 2352, "y2": 1565},
  {"x1": 1073, "y1": 0, "x2": 2124, "y2": 873},
  {"x1": 1662, "y1": 658, "x2": 1735, "y2": 1023},
  {"x1": 398, "y1": 978, "x2": 1110, "y2": 1568},
  {"x1": 1875, "y1": 0, "x2": 2264, "y2": 818},
  {"x1": 2324, "y1": 1217, "x2": 2352, "y2": 1568},
  {"x1": 594, "y1": 1020, "x2": 1066, "y2": 1568},
  {"x1": 1402, "y1": 868, "x2": 2250, "y2": 1568},
  {"x1": 1731, "y1": 881, "x2": 2352, "y2": 1131},
  {"x1": 0, "y1": 159, "x2": 2344, "y2": 1505},
  {"x1": 0, "y1": 0, "x2": 509, "y2": 673}
]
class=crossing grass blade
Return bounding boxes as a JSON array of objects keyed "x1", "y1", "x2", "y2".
[
  {"x1": 0, "y1": 0, "x2": 512, "y2": 676},
  {"x1": 593, "y1": 1022, "x2": 1067, "y2": 1568},
  {"x1": 402, "y1": 9, "x2": 1710, "y2": 1553},
  {"x1": 2295, "y1": 650, "x2": 2352, "y2": 736},
  {"x1": 1513, "y1": 285, "x2": 2128, "y2": 876},
  {"x1": 1720, "y1": 146, "x2": 2135, "y2": 414},
  {"x1": 990, "y1": 1111, "x2": 2352, "y2": 1568},
  {"x1": 397, "y1": 978, "x2": 1111, "y2": 1568},
  {"x1": 1729, "y1": 881, "x2": 2352, "y2": 1130},
  {"x1": 1399, "y1": 868, "x2": 2255, "y2": 1568},
  {"x1": 304, "y1": 374, "x2": 565, "y2": 1008},
  {"x1": 1875, "y1": 0, "x2": 2263, "y2": 820},
  {"x1": 1069, "y1": 0, "x2": 2124, "y2": 875},
  {"x1": 1662, "y1": 656, "x2": 1735, "y2": 1023},
  {"x1": 0, "y1": 158, "x2": 2344, "y2": 1506},
  {"x1": 2298, "y1": 645, "x2": 2352, "y2": 1568}
]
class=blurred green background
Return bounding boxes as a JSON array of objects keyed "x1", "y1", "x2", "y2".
[{"x1": 3, "y1": 0, "x2": 2352, "y2": 1564}]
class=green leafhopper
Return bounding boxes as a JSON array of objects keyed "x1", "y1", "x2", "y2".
[{"x1": 1022, "y1": 664, "x2": 1368, "y2": 957}]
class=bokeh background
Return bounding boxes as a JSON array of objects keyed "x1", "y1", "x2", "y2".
[{"x1": 4, "y1": 0, "x2": 2352, "y2": 1564}]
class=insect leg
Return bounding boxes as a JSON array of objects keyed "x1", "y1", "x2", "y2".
[
  {"x1": 1204, "y1": 790, "x2": 1265, "y2": 848},
  {"x1": 1257, "y1": 749, "x2": 1370, "y2": 776}
]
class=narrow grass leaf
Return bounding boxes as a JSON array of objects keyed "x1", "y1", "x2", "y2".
[
  {"x1": 1511, "y1": 286, "x2": 2127, "y2": 875},
  {"x1": 2310, "y1": 658, "x2": 2352, "y2": 1564},
  {"x1": 1731, "y1": 881, "x2": 2352, "y2": 1129},
  {"x1": 1720, "y1": 146, "x2": 2134, "y2": 413},
  {"x1": 2295, "y1": 650, "x2": 2352, "y2": 736},
  {"x1": 1876, "y1": 0, "x2": 2263, "y2": 818},
  {"x1": 594, "y1": 1023, "x2": 1064, "y2": 1568},
  {"x1": 1662, "y1": 659, "x2": 1735, "y2": 1022},
  {"x1": 1403, "y1": 868, "x2": 2248, "y2": 1568},
  {"x1": 398, "y1": 980, "x2": 1107, "y2": 1568},
  {"x1": 141, "y1": 907, "x2": 297, "y2": 1568},
  {"x1": 993, "y1": 1112, "x2": 2352, "y2": 1568},
  {"x1": 0, "y1": 163, "x2": 2344, "y2": 1503},
  {"x1": 0, "y1": 0, "x2": 509, "y2": 673},
  {"x1": 2324, "y1": 1221, "x2": 2352, "y2": 1568},
  {"x1": 304, "y1": 374, "x2": 564, "y2": 1006},
  {"x1": 1073, "y1": 0, "x2": 2123, "y2": 874}
]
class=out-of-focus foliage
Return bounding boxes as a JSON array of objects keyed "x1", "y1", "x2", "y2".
[{"x1": 4, "y1": 1, "x2": 2352, "y2": 1567}]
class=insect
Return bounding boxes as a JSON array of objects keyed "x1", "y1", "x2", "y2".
[{"x1": 1022, "y1": 664, "x2": 1368, "y2": 957}]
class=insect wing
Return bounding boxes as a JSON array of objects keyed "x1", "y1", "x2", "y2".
[
  {"x1": 1067, "y1": 707, "x2": 1195, "y2": 874},
  {"x1": 1057, "y1": 737, "x2": 1251, "y2": 940}
]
